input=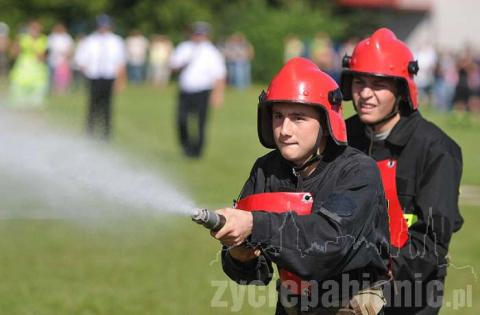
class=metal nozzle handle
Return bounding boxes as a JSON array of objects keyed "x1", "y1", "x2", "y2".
[{"x1": 191, "y1": 208, "x2": 226, "y2": 232}]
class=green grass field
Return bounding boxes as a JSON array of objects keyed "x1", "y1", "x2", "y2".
[{"x1": 0, "y1": 84, "x2": 479, "y2": 314}]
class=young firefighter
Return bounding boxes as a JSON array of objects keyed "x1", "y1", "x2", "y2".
[
  {"x1": 340, "y1": 28, "x2": 463, "y2": 314},
  {"x1": 211, "y1": 57, "x2": 390, "y2": 314}
]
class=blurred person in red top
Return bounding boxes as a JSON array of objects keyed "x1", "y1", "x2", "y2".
[{"x1": 47, "y1": 23, "x2": 74, "y2": 93}]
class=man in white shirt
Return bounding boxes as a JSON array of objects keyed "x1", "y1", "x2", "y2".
[
  {"x1": 169, "y1": 21, "x2": 226, "y2": 158},
  {"x1": 74, "y1": 14, "x2": 126, "y2": 140}
]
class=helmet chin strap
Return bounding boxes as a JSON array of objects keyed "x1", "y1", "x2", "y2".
[
  {"x1": 292, "y1": 128, "x2": 324, "y2": 174},
  {"x1": 365, "y1": 97, "x2": 401, "y2": 129}
]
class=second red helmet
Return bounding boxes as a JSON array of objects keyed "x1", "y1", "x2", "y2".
[{"x1": 340, "y1": 28, "x2": 419, "y2": 110}]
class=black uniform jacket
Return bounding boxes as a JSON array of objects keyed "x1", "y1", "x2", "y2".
[
  {"x1": 346, "y1": 111, "x2": 463, "y2": 285},
  {"x1": 221, "y1": 143, "x2": 390, "y2": 298}
]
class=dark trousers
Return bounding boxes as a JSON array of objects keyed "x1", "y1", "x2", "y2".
[
  {"x1": 177, "y1": 90, "x2": 211, "y2": 157},
  {"x1": 87, "y1": 78, "x2": 114, "y2": 140}
]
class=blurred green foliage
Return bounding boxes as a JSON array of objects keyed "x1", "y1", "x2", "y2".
[{"x1": 0, "y1": 0, "x2": 381, "y2": 82}]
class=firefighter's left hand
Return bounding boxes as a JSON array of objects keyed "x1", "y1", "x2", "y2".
[{"x1": 211, "y1": 208, "x2": 253, "y2": 247}]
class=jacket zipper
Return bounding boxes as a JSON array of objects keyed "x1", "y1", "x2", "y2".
[
  {"x1": 292, "y1": 168, "x2": 304, "y2": 192},
  {"x1": 368, "y1": 129, "x2": 374, "y2": 157}
]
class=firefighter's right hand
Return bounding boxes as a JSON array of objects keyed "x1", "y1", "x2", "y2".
[
  {"x1": 211, "y1": 208, "x2": 253, "y2": 246},
  {"x1": 228, "y1": 245, "x2": 261, "y2": 263}
]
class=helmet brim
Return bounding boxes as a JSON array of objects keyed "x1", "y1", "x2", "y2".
[{"x1": 257, "y1": 100, "x2": 347, "y2": 149}]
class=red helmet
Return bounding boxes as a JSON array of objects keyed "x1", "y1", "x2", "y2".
[
  {"x1": 340, "y1": 28, "x2": 419, "y2": 110},
  {"x1": 258, "y1": 57, "x2": 346, "y2": 148}
]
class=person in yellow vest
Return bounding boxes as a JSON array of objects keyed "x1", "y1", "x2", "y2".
[{"x1": 9, "y1": 20, "x2": 48, "y2": 107}]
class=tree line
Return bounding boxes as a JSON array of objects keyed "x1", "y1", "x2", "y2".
[{"x1": 0, "y1": 0, "x2": 381, "y2": 81}]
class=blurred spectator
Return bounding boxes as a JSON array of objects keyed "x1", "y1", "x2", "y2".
[
  {"x1": 47, "y1": 23, "x2": 73, "y2": 93},
  {"x1": 169, "y1": 21, "x2": 226, "y2": 158},
  {"x1": 126, "y1": 30, "x2": 149, "y2": 84},
  {"x1": 466, "y1": 51, "x2": 480, "y2": 113},
  {"x1": 74, "y1": 14, "x2": 126, "y2": 140},
  {"x1": 310, "y1": 32, "x2": 338, "y2": 81},
  {"x1": 0, "y1": 22, "x2": 9, "y2": 78},
  {"x1": 414, "y1": 42, "x2": 437, "y2": 105},
  {"x1": 148, "y1": 34, "x2": 172, "y2": 87},
  {"x1": 71, "y1": 33, "x2": 86, "y2": 91},
  {"x1": 453, "y1": 46, "x2": 476, "y2": 112},
  {"x1": 223, "y1": 32, "x2": 254, "y2": 89},
  {"x1": 432, "y1": 49, "x2": 458, "y2": 111},
  {"x1": 338, "y1": 36, "x2": 357, "y2": 58},
  {"x1": 9, "y1": 20, "x2": 48, "y2": 107},
  {"x1": 283, "y1": 34, "x2": 305, "y2": 63}
]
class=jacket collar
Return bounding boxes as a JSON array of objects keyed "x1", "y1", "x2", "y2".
[
  {"x1": 300, "y1": 140, "x2": 344, "y2": 179},
  {"x1": 349, "y1": 111, "x2": 421, "y2": 147},
  {"x1": 385, "y1": 111, "x2": 421, "y2": 147},
  {"x1": 279, "y1": 139, "x2": 344, "y2": 179}
]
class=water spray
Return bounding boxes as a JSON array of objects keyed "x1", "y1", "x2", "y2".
[
  {"x1": 0, "y1": 108, "x2": 196, "y2": 219},
  {"x1": 191, "y1": 208, "x2": 226, "y2": 232}
]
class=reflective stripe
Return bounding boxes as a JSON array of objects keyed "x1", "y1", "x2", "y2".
[
  {"x1": 403, "y1": 213, "x2": 418, "y2": 227},
  {"x1": 376, "y1": 159, "x2": 409, "y2": 248}
]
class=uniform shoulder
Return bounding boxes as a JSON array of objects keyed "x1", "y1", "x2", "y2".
[
  {"x1": 343, "y1": 145, "x2": 376, "y2": 164},
  {"x1": 414, "y1": 116, "x2": 461, "y2": 155},
  {"x1": 339, "y1": 145, "x2": 379, "y2": 173},
  {"x1": 248, "y1": 150, "x2": 289, "y2": 178},
  {"x1": 255, "y1": 150, "x2": 282, "y2": 167},
  {"x1": 332, "y1": 146, "x2": 382, "y2": 187}
]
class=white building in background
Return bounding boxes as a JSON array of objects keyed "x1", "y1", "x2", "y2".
[{"x1": 337, "y1": 0, "x2": 480, "y2": 53}]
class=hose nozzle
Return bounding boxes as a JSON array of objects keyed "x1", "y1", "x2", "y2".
[{"x1": 191, "y1": 208, "x2": 226, "y2": 232}]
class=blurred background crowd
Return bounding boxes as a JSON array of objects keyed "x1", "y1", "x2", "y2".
[
  {"x1": 0, "y1": 0, "x2": 479, "y2": 114},
  {"x1": 2, "y1": 17, "x2": 480, "y2": 114}
]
